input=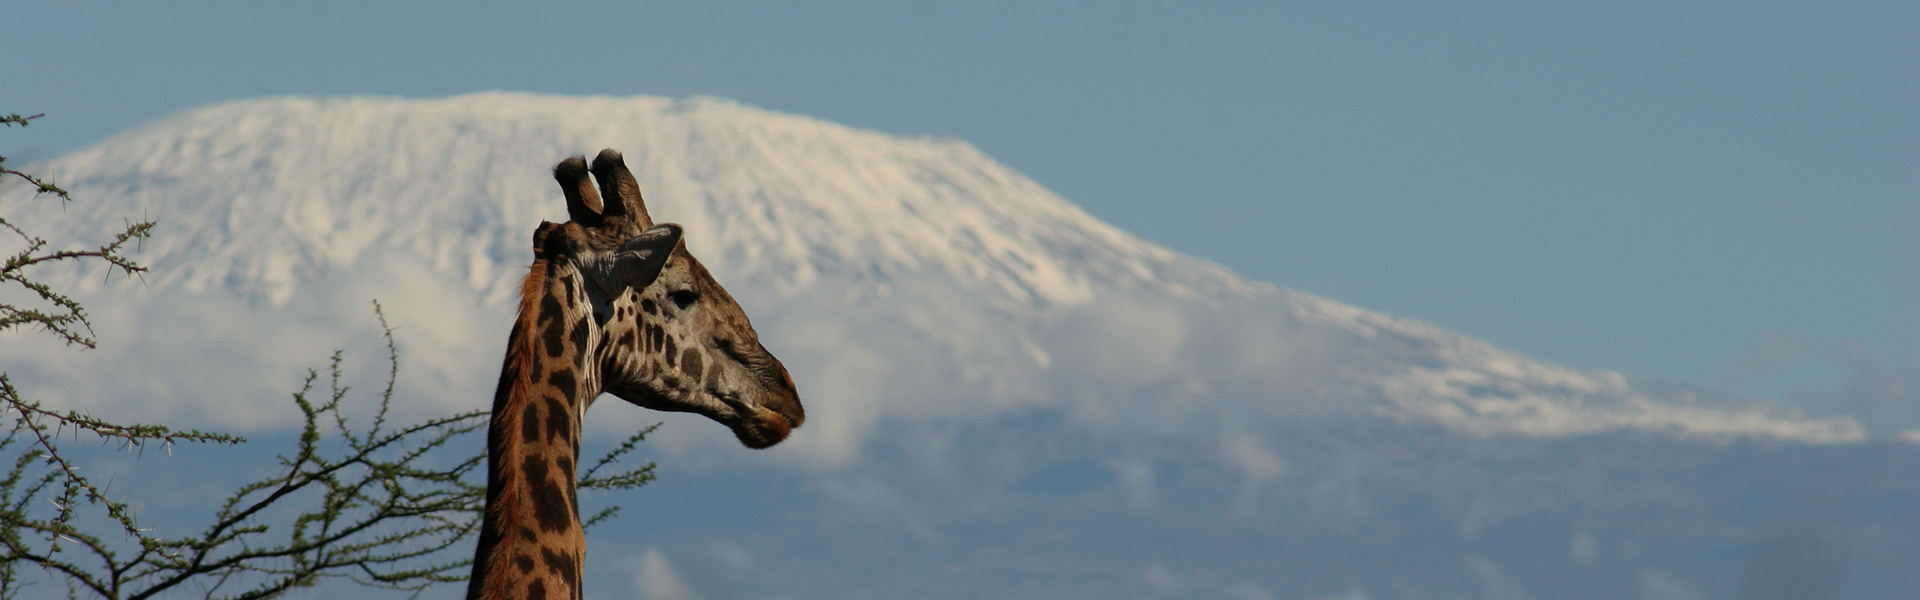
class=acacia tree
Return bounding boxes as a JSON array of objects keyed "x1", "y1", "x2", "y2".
[{"x1": 1, "y1": 114, "x2": 655, "y2": 599}]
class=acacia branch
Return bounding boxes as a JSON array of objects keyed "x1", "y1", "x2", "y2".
[
  {"x1": 1, "y1": 114, "x2": 70, "y2": 201},
  {"x1": 3, "y1": 116, "x2": 656, "y2": 598}
]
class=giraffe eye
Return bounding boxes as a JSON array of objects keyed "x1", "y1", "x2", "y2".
[{"x1": 667, "y1": 290, "x2": 699, "y2": 310}]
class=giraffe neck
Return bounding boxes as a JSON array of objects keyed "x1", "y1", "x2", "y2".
[{"x1": 469, "y1": 261, "x2": 597, "y2": 600}]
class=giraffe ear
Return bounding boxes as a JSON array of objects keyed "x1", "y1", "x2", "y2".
[{"x1": 583, "y1": 223, "x2": 683, "y2": 294}]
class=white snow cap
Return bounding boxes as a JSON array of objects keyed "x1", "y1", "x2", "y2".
[{"x1": 6, "y1": 92, "x2": 1864, "y2": 449}]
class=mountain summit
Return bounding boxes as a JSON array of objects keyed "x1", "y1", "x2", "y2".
[
  {"x1": 8, "y1": 92, "x2": 1862, "y2": 447},
  {"x1": 18, "y1": 93, "x2": 1257, "y2": 310}
]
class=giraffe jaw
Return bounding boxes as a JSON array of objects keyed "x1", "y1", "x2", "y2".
[{"x1": 605, "y1": 384, "x2": 801, "y2": 449}]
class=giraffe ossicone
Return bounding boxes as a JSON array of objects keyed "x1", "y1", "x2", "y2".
[{"x1": 468, "y1": 149, "x2": 804, "y2": 600}]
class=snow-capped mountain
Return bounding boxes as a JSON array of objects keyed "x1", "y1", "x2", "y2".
[
  {"x1": 7, "y1": 93, "x2": 1910, "y2": 599},
  {"x1": 5, "y1": 92, "x2": 1861, "y2": 447},
  {"x1": 18, "y1": 93, "x2": 1257, "y2": 310}
]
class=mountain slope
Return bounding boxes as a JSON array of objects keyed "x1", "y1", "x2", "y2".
[
  {"x1": 4, "y1": 92, "x2": 1862, "y2": 449},
  {"x1": 16, "y1": 93, "x2": 1259, "y2": 311}
]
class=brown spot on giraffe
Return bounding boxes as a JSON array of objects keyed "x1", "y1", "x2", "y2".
[
  {"x1": 568, "y1": 317, "x2": 590, "y2": 362},
  {"x1": 546, "y1": 370, "x2": 576, "y2": 402},
  {"x1": 540, "y1": 304, "x2": 566, "y2": 359},
  {"x1": 469, "y1": 151, "x2": 805, "y2": 600},
  {"x1": 520, "y1": 455, "x2": 569, "y2": 533},
  {"x1": 543, "y1": 396, "x2": 570, "y2": 443},
  {"x1": 556, "y1": 456, "x2": 576, "y2": 519},
  {"x1": 520, "y1": 404, "x2": 540, "y2": 444},
  {"x1": 682, "y1": 348, "x2": 703, "y2": 382},
  {"x1": 540, "y1": 547, "x2": 580, "y2": 600}
]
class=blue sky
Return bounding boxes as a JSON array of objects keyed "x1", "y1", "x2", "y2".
[{"x1": 4, "y1": 0, "x2": 1915, "y2": 402}]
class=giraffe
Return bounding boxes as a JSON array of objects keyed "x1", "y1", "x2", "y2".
[{"x1": 467, "y1": 149, "x2": 805, "y2": 600}]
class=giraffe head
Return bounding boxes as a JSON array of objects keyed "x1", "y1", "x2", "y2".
[{"x1": 535, "y1": 149, "x2": 804, "y2": 449}]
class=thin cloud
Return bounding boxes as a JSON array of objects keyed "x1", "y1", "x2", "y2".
[
  {"x1": 633, "y1": 549, "x2": 706, "y2": 600},
  {"x1": 1718, "y1": 333, "x2": 1809, "y2": 389},
  {"x1": 1465, "y1": 556, "x2": 1530, "y2": 600},
  {"x1": 1639, "y1": 570, "x2": 1699, "y2": 600}
]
